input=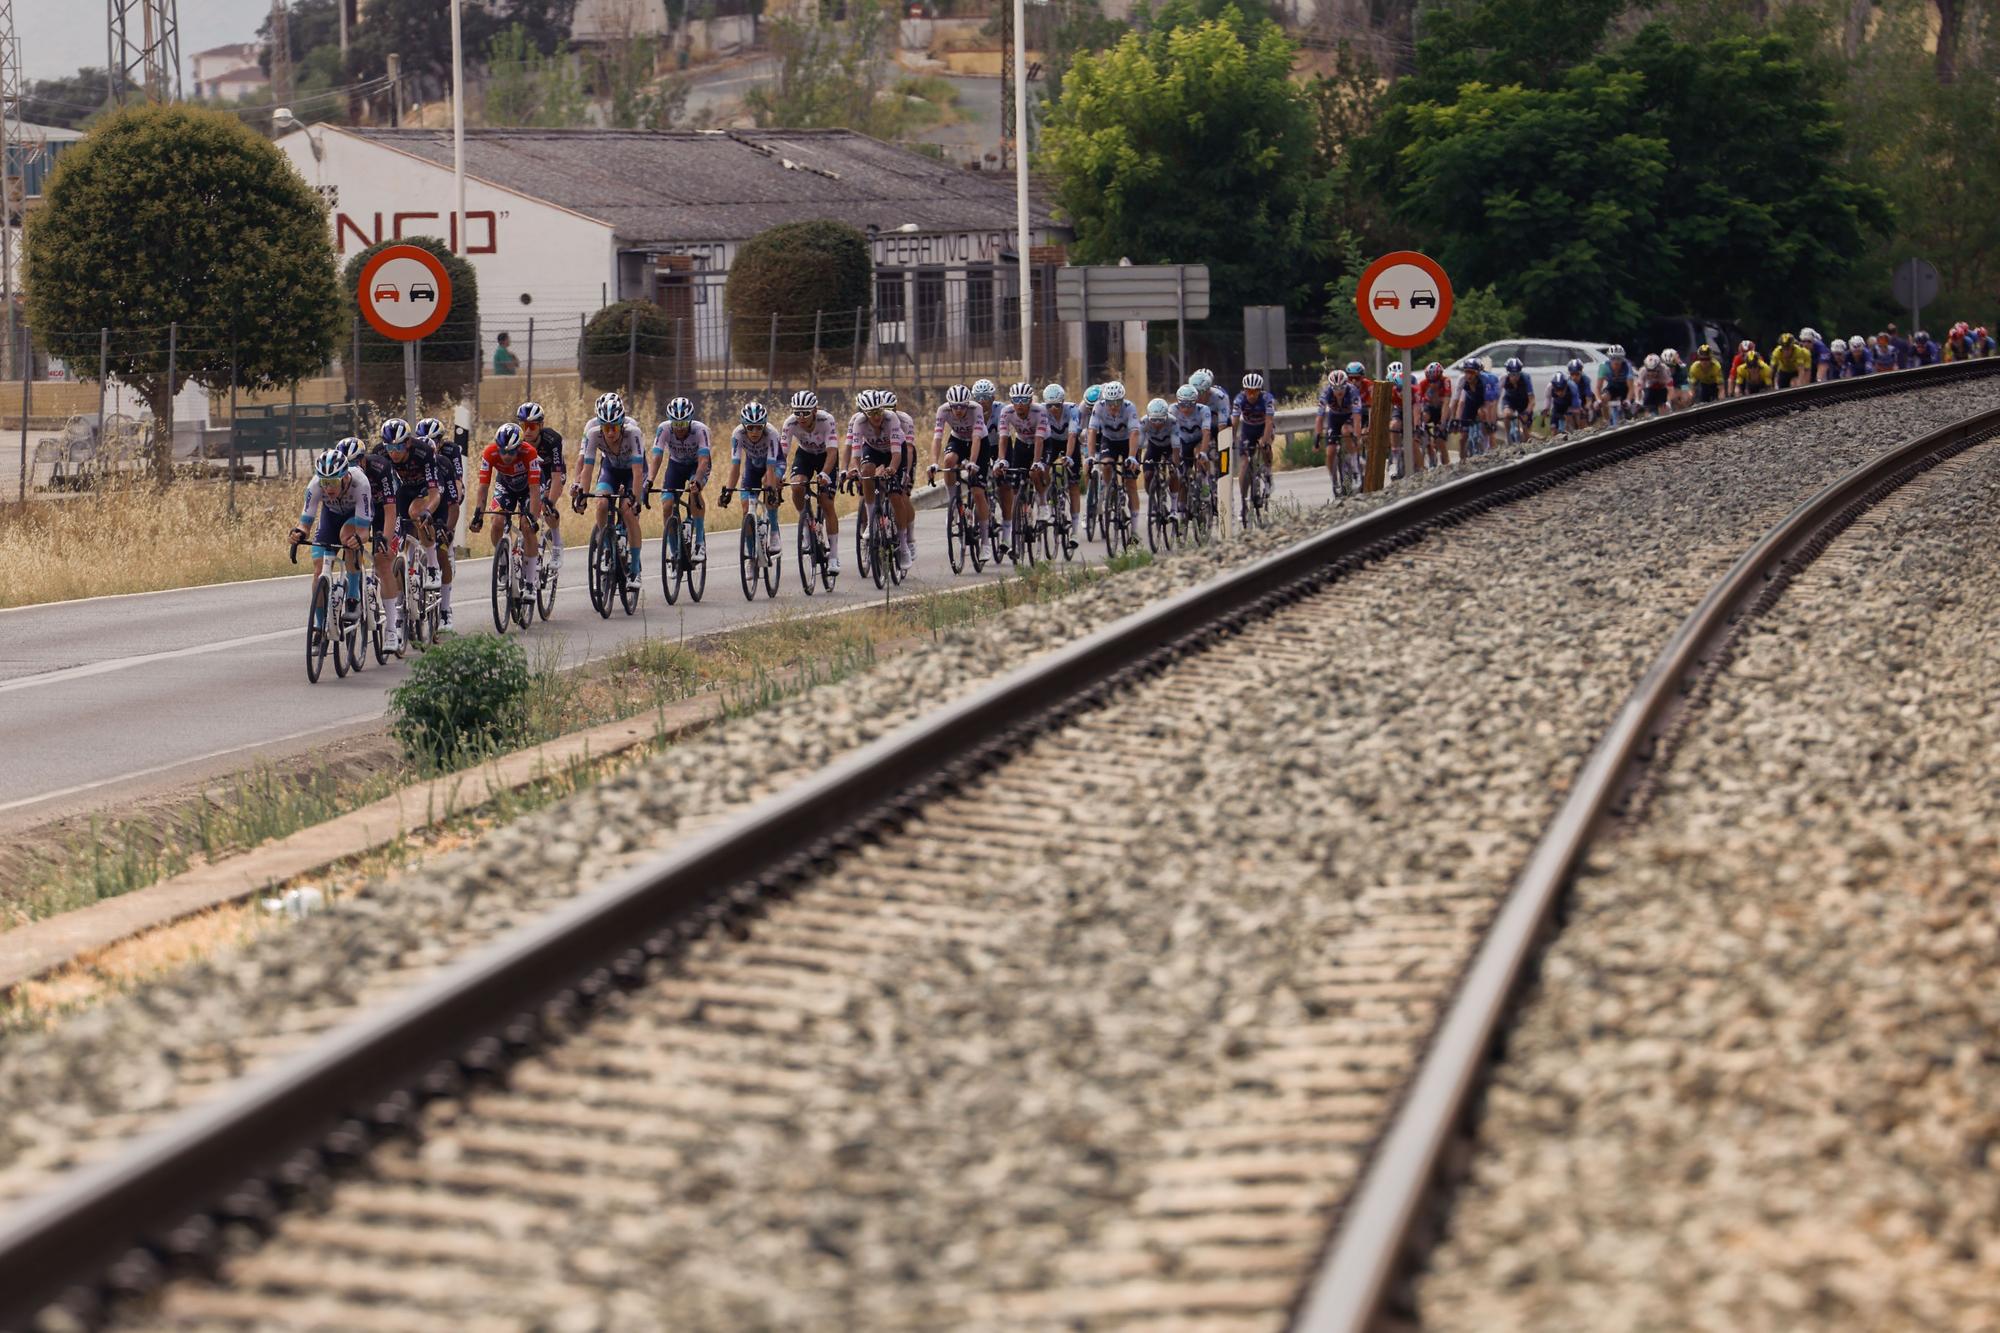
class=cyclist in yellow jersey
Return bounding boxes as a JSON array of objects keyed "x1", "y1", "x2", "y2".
[
  {"x1": 1734, "y1": 348, "x2": 1772, "y2": 395},
  {"x1": 1770, "y1": 332, "x2": 1813, "y2": 389},
  {"x1": 1687, "y1": 344, "x2": 1724, "y2": 405}
]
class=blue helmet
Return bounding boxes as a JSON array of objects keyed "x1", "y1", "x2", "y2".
[
  {"x1": 414, "y1": 417, "x2": 445, "y2": 443},
  {"x1": 495, "y1": 422, "x2": 523, "y2": 453},
  {"x1": 740, "y1": 401, "x2": 769, "y2": 426},
  {"x1": 380, "y1": 417, "x2": 411, "y2": 448}
]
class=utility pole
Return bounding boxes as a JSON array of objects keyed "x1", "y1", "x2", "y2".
[
  {"x1": 108, "y1": 0, "x2": 182, "y2": 104},
  {"x1": 1013, "y1": 0, "x2": 1032, "y2": 379},
  {"x1": 269, "y1": 0, "x2": 292, "y2": 110},
  {"x1": 337, "y1": 0, "x2": 347, "y2": 59},
  {"x1": 387, "y1": 51, "x2": 401, "y2": 126},
  {"x1": 0, "y1": 0, "x2": 27, "y2": 379}
]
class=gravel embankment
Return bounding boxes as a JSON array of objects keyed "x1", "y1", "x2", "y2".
[
  {"x1": 66, "y1": 385, "x2": 1999, "y2": 1329},
  {"x1": 1416, "y1": 439, "x2": 2000, "y2": 1331}
]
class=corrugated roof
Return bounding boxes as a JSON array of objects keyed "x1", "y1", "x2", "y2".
[{"x1": 340, "y1": 127, "x2": 1064, "y2": 249}]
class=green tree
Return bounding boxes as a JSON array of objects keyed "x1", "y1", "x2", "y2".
[
  {"x1": 483, "y1": 22, "x2": 590, "y2": 126},
  {"x1": 24, "y1": 105, "x2": 341, "y2": 480},
  {"x1": 349, "y1": 0, "x2": 578, "y2": 93},
  {"x1": 744, "y1": 0, "x2": 908, "y2": 136},
  {"x1": 19, "y1": 68, "x2": 110, "y2": 129},
  {"x1": 724, "y1": 222, "x2": 873, "y2": 374},
  {"x1": 1038, "y1": 9, "x2": 1330, "y2": 318},
  {"x1": 595, "y1": 38, "x2": 688, "y2": 130},
  {"x1": 581, "y1": 300, "x2": 683, "y2": 405},
  {"x1": 340, "y1": 236, "x2": 480, "y2": 409}
]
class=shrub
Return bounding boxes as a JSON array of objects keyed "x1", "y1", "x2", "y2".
[
  {"x1": 724, "y1": 221, "x2": 872, "y2": 373},
  {"x1": 580, "y1": 299, "x2": 683, "y2": 406},
  {"x1": 341, "y1": 235, "x2": 480, "y2": 409},
  {"x1": 389, "y1": 633, "x2": 530, "y2": 765}
]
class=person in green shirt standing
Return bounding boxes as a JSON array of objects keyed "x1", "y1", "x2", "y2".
[{"x1": 493, "y1": 331, "x2": 519, "y2": 376}]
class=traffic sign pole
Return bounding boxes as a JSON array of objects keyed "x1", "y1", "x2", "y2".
[
  {"x1": 1353, "y1": 250, "x2": 1456, "y2": 480},
  {"x1": 404, "y1": 342, "x2": 419, "y2": 422}
]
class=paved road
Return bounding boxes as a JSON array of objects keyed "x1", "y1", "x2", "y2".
[{"x1": 0, "y1": 471, "x2": 1329, "y2": 830}]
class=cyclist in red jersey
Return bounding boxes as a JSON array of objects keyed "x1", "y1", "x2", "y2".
[{"x1": 467, "y1": 423, "x2": 547, "y2": 594}]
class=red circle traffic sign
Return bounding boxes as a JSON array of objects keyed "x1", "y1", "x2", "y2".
[
  {"x1": 1355, "y1": 250, "x2": 1454, "y2": 349},
  {"x1": 357, "y1": 244, "x2": 453, "y2": 342}
]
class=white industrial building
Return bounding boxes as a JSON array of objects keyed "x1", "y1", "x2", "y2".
[{"x1": 273, "y1": 124, "x2": 1068, "y2": 371}]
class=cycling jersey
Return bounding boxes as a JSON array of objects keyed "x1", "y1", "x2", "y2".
[
  {"x1": 1138, "y1": 417, "x2": 1176, "y2": 458},
  {"x1": 1639, "y1": 365, "x2": 1672, "y2": 390},
  {"x1": 1733, "y1": 357, "x2": 1771, "y2": 390},
  {"x1": 1909, "y1": 339, "x2": 1938, "y2": 366},
  {"x1": 435, "y1": 428, "x2": 469, "y2": 504},
  {"x1": 1668, "y1": 363, "x2": 1689, "y2": 389},
  {"x1": 1418, "y1": 376, "x2": 1449, "y2": 405},
  {"x1": 1318, "y1": 383, "x2": 1360, "y2": 421},
  {"x1": 848, "y1": 411, "x2": 904, "y2": 460},
  {"x1": 1456, "y1": 374, "x2": 1487, "y2": 411},
  {"x1": 299, "y1": 468, "x2": 374, "y2": 526},
  {"x1": 1203, "y1": 387, "x2": 1232, "y2": 437},
  {"x1": 731, "y1": 425, "x2": 783, "y2": 490},
  {"x1": 1090, "y1": 400, "x2": 1141, "y2": 442},
  {"x1": 1479, "y1": 370, "x2": 1501, "y2": 402},
  {"x1": 478, "y1": 441, "x2": 544, "y2": 490},
  {"x1": 1500, "y1": 373, "x2": 1533, "y2": 411},
  {"x1": 1231, "y1": 392, "x2": 1273, "y2": 444},
  {"x1": 522, "y1": 426, "x2": 565, "y2": 486},
  {"x1": 1687, "y1": 358, "x2": 1724, "y2": 386},
  {"x1": 785, "y1": 410, "x2": 838, "y2": 455},
  {"x1": 583, "y1": 418, "x2": 647, "y2": 470},
  {"x1": 1770, "y1": 344, "x2": 1812, "y2": 374},
  {"x1": 1171, "y1": 404, "x2": 1210, "y2": 445},
  {"x1": 998, "y1": 403, "x2": 1050, "y2": 444},
  {"x1": 648, "y1": 418, "x2": 712, "y2": 464},
  {"x1": 1045, "y1": 402, "x2": 1082, "y2": 448},
  {"x1": 372, "y1": 441, "x2": 438, "y2": 496},
  {"x1": 1600, "y1": 358, "x2": 1633, "y2": 395}
]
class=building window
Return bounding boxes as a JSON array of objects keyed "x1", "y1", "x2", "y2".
[
  {"x1": 915, "y1": 268, "x2": 947, "y2": 353},
  {"x1": 875, "y1": 269, "x2": 907, "y2": 355},
  {"x1": 966, "y1": 265, "x2": 995, "y2": 352}
]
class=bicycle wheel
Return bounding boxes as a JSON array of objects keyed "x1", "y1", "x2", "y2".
[
  {"x1": 306, "y1": 577, "x2": 330, "y2": 683},
  {"x1": 331, "y1": 586, "x2": 352, "y2": 679},
  {"x1": 589, "y1": 529, "x2": 612, "y2": 619},
  {"x1": 797, "y1": 512, "x2": 819, "y2": 595},
  {"x1": 854, "y1": 501, "x2": 871, "y2": 581},
  {"x1": 387, "y1": 557, "x2": 407, "y2": 660},
  {"x1": 685, "y1": 522, "x2": 707, "y2": 603},
  {"x1": 491, "y1": 541, "x2": 511, "y2": 634},
  {"x1": 512, "y1": 552, "x2": 534, "y2": 629},
  {"x1": 618, "y1": 538, "x2": 639, "y2": 615},
  {"x1": 967, "y1": 504, "x2": 988, "y2": 572},
  {"x1": 946, "y1": 502, "x2": 966, "y2": 574},
  {"x1": 762, "y1": 514, "x2": 782, "y2": 596},
  {"x1": 661, "y1": 514, "x2": 683, "y2": 605},
  {"x1": 537, "y1": 544, "x2": 559, "y2": 620},
  {"x1": 884, "y1": 517, "x2": 905, "y2": 587},
  {"x1": 1040, "y1": 504, "x2": 1054, "y2": 561},
  {"x1": 1084, "y1": 473, "x2": 1099, "y2": 540},
  {"x1": 739, "y1": 515, "x2": 759, "y2": 601}
]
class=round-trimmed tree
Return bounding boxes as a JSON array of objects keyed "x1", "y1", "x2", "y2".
[
  {"x1": 580, "y1": 299, "x2": 681, "y2": 406},
  {"x1": 24, "y1": 103, "x2": 341, "y2": 480},
  {"x1": 341, "y1": 236, "x2": 479, "y2": 410},
  {"x1": 724, "y1": 221, "x2": 872, "y2": 373}
]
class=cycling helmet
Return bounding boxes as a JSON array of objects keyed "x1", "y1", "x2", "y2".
[
  {"x1": 1240, "y1": 372, "x2": 1265, "y2": 390},
  {"x1": 740, "y1": 401, "x2": 768, "y2": 426},
  {"x1": 862, "y1": 389, "x2": 889, "y2": 413},
  {"x1": 1176, "y1": 384, "x2": 1198, "y2": 403},
  {"x1": 1042, "y1": 383, "x2": 1066, "y2": 405},
  {"x1": 595, "y1": 391, "x2": 625, "y2": 425},
  {"x1": 665, "y1": 396, "x2": 695, "y2": 423},
  {"x1": 1146, "y1": 397, "x2": 1169, "y2": 420},
  {"x1": 972, "y1": 378, "x2": 997, "y2": 400},
  {"x1": 789, "y1": 390, "x2": 818, "y2": 413},
  {"x1": 1914, "y1": 329, "x2": 1932, "y2": 341},
  {"x1": 314, "y1": 447, "x2": 350, "y2": 480},
  {"x1": 881, "y1": 390, "x2": 899, "y2": 408},
  {"x1": 1346, "y1": 361, "x2": 1365, "y2": 377},
  {"x1": 516, "y1": 400, "x2": 545, "y2": 424},
  {"x1": 1329, "y1": 370, "x2": 1348, "y2": 387},
  {"x1": 1830, "y1": 338, "x2": 1848, "y2": 353},
  {"x1": 1778, "y1": 332, "x2": 1795, "y2": 346},
  {"x1": 413, "y1": 417, "x2": 445, "y2": 444},
  {"x1": 1504, "y1": 357, "x2": 1524, "y2": 373},
  {"x1": 1740, "y1": 339, "x2": 1755, "y2": 352},
  {"x1": 1008, "y1": 381, "x2": 1034, "y2": 403},
  {"x1": 1566, "y1": 358, "x2": 1584, "y2": 374},
  {"x1": 1697, "y1": 343, "x2": 1713, "y2": 356},
  {"x1": 1083, "y1": 385, "x2": 1102, "y2": 406},
  {"x1": 1103, "y1": 380, "x2": 1127, "y2": 403},
  {"x1": 496, "y1": 422, "x2": 523, "y2": 453},
  {"x1": 333, "y1": 436, "x2": 363, "y2": 469},
  {"x1": 1663, "y1": 348, "x2": 1681, "y2": 364},
  {"x1": 1189, "y1": 368, "x2": 1215, "y2": 391},
  {"x1": 1643, "y1": 353, "x2": 1661, "y2": 369},
  {"x1": 1425, "y1": 362, "x2": 1444, "y2": 378},
  {"x1": 1800, "y1": 327, "x2": 1819, "y2": 342},
  {"x1": 945, "y1": 384, "x2": 973, "y2": 407},
  {"x1": 380, "y1": 417, "x2": 411, "y2": 448},
  {"x1": 1386, "y1": 360, "x2": 1404, "y2": 377}
]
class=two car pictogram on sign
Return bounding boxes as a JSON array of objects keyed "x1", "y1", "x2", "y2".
[
  {"x1": 371, "y1": 282, "x2": 438, "y2": 304},
  {"x1": 1370, "y1": 289, "x2": 1438, "y2": 311},
  {"x1": 358, "y1": 245, "x2": 454, "y2": 341}
]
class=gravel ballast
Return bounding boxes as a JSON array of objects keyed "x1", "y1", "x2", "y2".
[
  {"x1": 2, "y1": 381, "x2": 1995, "y2": 1326},
  {"x1": 1415, "y1": 437, "x2": 2000, "y2": 1332}
]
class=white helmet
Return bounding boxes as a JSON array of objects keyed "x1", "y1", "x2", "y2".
[
  {"x1": 1189, "y1": 368, "x2": 1215, "y2": 391},
  {"x1": 315, "y1": 446, "x2": 351, "y2": 480},
  {"x1": 1008, "y1": 381, "x2": 1034, "y2": 403},
  {"x1": 1643, "y1": 353, "x2": 1661, "y2": 369},
  {"x1": 1608, "y1": 344, "x2": 1626, "y2": 359},
  {"x1": 1847, "y1": 334, "x2": 1865, "y2": 349},
  {"x1": 665, "y1": 396, "x2": 695, "y2": 422},
  {"x1": 972, "y1": 378, "x2": 997, "y2": 400},
  {"x1": 1387, "y1": 360, "x2": 1404, "y2": 377},
  {"x1": 1662, "y1": 348, "x2": 1681, "y2": 364},
  {"x1": 595, "y1": 391, "x2": 626, "y2": 425},
  {"x1": 1241, "y1": 372, "x2": 1265, "y2": 390},
  {"x1": 1042, "y1": 383, "x2": 1065, "y2": 404},
  {"x1": 1102, "y1": 380, "x2": 1126, "y2": 403},
  {"x1": 789, "y1": 390, "x2": 818, "y2": 412},
  {"x1": 1175, "y1": 384, "x2": 1198, "y2": 403},
  {"x1": 1329, "y1": 369, "x2": 1348, "y2": 387},
  {"x1": 945, "y1": 384, "x2": 972, "y2": 406},
  {"x1": 1830, "y1": 338, "x2": 1849, "y2": 353},
  {"x1": 1146, "y1": 397, "x2": 1169, "y2": 419},
  {"x1": 1800, "y1": 327, "x2": 1819, "y2": 343}
]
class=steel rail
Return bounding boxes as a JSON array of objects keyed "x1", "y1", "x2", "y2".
[
  {"x1": 1, "y1": 358, "x2": 1994, "y2": 1329},
  {"x1": 1290, "y1": 391, "x2": 2000, "y2": 1333}
]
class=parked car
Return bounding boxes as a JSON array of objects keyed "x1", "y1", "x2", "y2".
[{"x1": 1463, "y1": 338, "x2": 1619, "y2": 388}]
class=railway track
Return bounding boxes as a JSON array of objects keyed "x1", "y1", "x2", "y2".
[{"x1": 1, "y1": 362, "x2": 1996, "y2": 1330}]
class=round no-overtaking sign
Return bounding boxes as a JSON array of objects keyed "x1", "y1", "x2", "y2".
[
  {"x1": 1354, "y1": 250, "x2": 1454, "y2": 349},
  {"x1": 357, "y1": 244, "x2": 454, "y2": 342}
]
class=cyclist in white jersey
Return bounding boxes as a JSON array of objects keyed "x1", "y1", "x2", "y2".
[
  {"x1": 574, "y1": 391, "x2": 649, "y2": 581},
  {"x1": 1136, "y1": 398, "x2": 1180, "y2": 519},
  {"x1": 289, "y1": 440, "x2": 374, "y2": 623},
  {"x1": 1085, "y1": 380, "x2": 1143, "y2": 523},
  {"x1": 783, "y1": 390, "x2": 840, "y2": 575},
  {"x1": 845, "y1": 390, "x2": 911, "y2": 564},
  {"x1": 1041, "y1": 383, "x2": 1083, "y2": 531},
  {"x1": 997, "y1": 382, "x2": 1050, "y2": 556},
  {"x1": 885, "y1": 390, "x2": 919, "y2": 558},
  {"x1": 933, "y1": 384, "x2": 995, "y2": 550},
  {"x1": 1191, "y1": 368, "x2": 1232, "y2": 459}
]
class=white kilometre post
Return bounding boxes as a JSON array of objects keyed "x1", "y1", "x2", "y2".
[{"x1": 1013, "y1": 0, "x2": 1032, "y2": 382}]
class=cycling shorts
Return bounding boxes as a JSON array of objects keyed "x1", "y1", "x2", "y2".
[
  {"x1": 591, "y1": 463, "x2": 639, "y2": 498},
  {"x1": 1235, "y1": 421, "x2": 1268, "y2": 445},
  {"x1": 742, "y1": 459, "x2": 778, "y2": 493},
  {"x1": 1774, "y1": 370, "x2": 1799, "y2": 390},
  {"x1": 660, "y1": 456, "x2": 704, "y2": 496},
  {"x1": 1695, "y1": 382, "x2": 1720, "y2": 404},
  {"x1": 1142, "y1": 440, "x2": 1176, "y2": 468},
  {"x1": 311, "y1": 507, "x2": 366, "y2": 554},
  {"x1": 1605, "y1": 379, "x2": 1630, "y2": 398},
  {"x1": 1096, "y1": 438, "x2": 1132, "y2": 462},
  {"x1": 1644, "y1": 385, "x2": 1670, "y2": 407},
  {"x1": 1006, "y1": 439, "x2": 1039, "y2": 474},
  {"x1": 1422, "y1": 403, "x2": 1444, "y2": 424},
  {"x1": 1325, "y1": 413, "x2": 1352, "y2": 434},
  {"x1": 862, "y1": 443, "x2": 897, "y2": 471},
  {"x1": 1502, "y1": 392, "x2": 1532, "y2": 413},
  {"x1": 788, "y1": 446, "x2": 828, "y2": 481},
  {"x1": 392, "y1": 479, "x2": 432, "y2": 516},
  {"x1": 492, "y1": 482, "x2": 533, "y2": 515}
]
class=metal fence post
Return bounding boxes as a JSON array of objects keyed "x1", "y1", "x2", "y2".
[
  {"x1": 96, "y1": 328, "x2": 108, "y2": 451},
  {"x1": 163, "y1": 320, "x2": 178, "y2": 486},
  {"x1": 627, "y1": 308, "x2": 639, "y2": 399},
  {"x1": 16, "y1": 326, "x2": 27, "y2": 501},
  {"x1": 811, "y1": 311, "x2": 822, "y2": 392},
  {"x1": 765, "y1": 310, "x2": 778, "y2": 401},
  {"x1": 722, "y1": 313, "x2": 733, "y2": 401},
  {"x1": 350, "y1": 321, "x2": 362, "y2": 432},
  {"x1": 288, "y1": 381, "x2": 298, "y2": 478},
  {"x1": 228, "y1": 330, "x2": 239, "y2": 512},
  {"x1": 849, "y1": 305, "x2": 863, "y2": 400},
  {"x1": 525, "y1": 316, "x2": 535, "y2": 401},
  {"x1": 675, "y1": 316, "x2": 686, "y2": 396}
]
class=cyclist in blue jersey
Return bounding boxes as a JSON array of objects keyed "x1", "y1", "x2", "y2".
[
  {"x1": 290, "y1": 440, "x2": 373, "y2": 626},
  {"x1": 1450, "y1": 359, "x2": 1490, "y2": 458},
  {"x1": 1170, "y1": 384, "x2": 1211, "y2": 489},
  {"x1": 1316, "y1": 369, "x2": 1362, "y2": 496},
  {"x1": 578, "y1": 391, "x2": 650, "y2": 581}
]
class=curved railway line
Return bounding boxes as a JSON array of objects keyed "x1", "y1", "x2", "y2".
[{"x1": 2, "y1": 361, "x2": 1998, "y2": 1331}]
